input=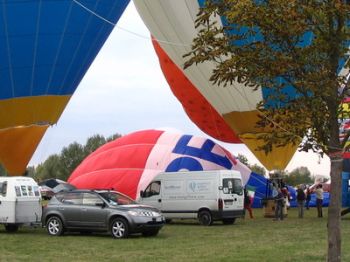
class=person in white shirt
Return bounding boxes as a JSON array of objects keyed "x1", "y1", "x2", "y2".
[{"x1": 315, "y1": 184, "x2": 324, "y2": 218}]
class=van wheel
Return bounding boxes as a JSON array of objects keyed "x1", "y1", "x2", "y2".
[
  {"x1": 222, "y1": 218, "x2": 236, "y2": 225},
  {"x1": 110, "y1": 218, "x2": 129, "y2": 239},
  {"x1": 46, "y1": 216, "x2": 64, "y2": 236},
  {"x1": 198, "y1": 210, "x2": 213, "y2": 226},
  {"x1": 5, "y1": 224, "x2": 19, "y2": 233}
]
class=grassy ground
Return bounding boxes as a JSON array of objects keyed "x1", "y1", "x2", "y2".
[{"x1": 1, "y1": 207, "x2": 350, "y2": 262}]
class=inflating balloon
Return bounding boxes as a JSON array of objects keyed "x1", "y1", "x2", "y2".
[
  {"x1": 68, "y1": 129, "x2": 270, "y2": 207},
  {"x1": 0, "y1": 0, "x2": 129, "y2": 174},
  {"x1": 133, "y1": 0, "x2": 304, "y2": 170}
]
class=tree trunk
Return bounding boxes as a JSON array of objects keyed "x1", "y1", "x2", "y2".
[{"x1": 328, "y1": 157, "x2": 343, "y2": 262}]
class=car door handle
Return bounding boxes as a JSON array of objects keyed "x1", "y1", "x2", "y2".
[{"x1": 158, "y1": 199, "x2": 161, "y2": 203}]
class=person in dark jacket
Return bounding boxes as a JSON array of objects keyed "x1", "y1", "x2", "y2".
[
  {"x1": 274, "y1": 188, "x2": 284, "y2": 221},
  {"x1": 296, "y1": 185, "x2": 306, "y2": 218}
]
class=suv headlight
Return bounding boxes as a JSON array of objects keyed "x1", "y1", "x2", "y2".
[{"x1": 128, "y1": 210, "x2": 161, "y2": 217}]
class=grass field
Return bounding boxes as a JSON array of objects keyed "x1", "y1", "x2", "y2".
[{"x1": 1, "y1": 207, "x2": 350, "y2": 262}]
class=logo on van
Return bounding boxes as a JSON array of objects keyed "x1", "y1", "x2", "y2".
[{"x1": 189, "y1": 182, "x2": 197, "y2": 192}]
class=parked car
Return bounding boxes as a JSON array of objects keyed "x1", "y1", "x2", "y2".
[{"x1": 42, "y1": 189, "x2": 165, "y2": 238}]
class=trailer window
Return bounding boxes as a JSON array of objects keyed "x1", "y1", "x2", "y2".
[
  {"x1": 15, "y1": 186, "x2": 21, "y2": 197},
  {"x1": 28, "y1": 186, "x2": 34, "y2": 196},
  {"x1": 222, "y1": 178, "x2": 243, "y2": 195},
  {"x1": 21, "y1": 185, "x2": 28, "y2": 196},
  {"x1": 0, "y1": 182, "x2": 7, "y2": 196},
  {"x1": 33, "y1": 186, "x2": 40, "y2": 197}
]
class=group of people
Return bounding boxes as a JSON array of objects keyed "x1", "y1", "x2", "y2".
[
  {"x1": 295, "y1": 184, "x2": 324, "y2": 218},
  {"x1": 244, "y1": 183, "x2": 325, "y2": 220}
]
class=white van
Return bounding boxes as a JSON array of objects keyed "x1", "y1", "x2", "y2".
[
  {"x1": 0, "y1": 177, "x2": 42, "y2": 232},
  {"x1": 138, "y1": 170, "x2": 244, "y2": 225}
]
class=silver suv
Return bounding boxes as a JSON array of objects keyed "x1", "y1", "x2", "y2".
[{"x1": 42, "y1": 190, "x2": 165, "y2": 238}]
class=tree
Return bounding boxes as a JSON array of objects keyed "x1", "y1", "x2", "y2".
[
  {"x1": 184, "y1": 1, "x2": 350, "y2": 260},
  {"x1": 283, "y1": 166, "x2": 314, "y2": 186},
  {"x1": 0, "y1": 163, "x2": 7, "y2": 176},
  {"x1": 84, "y1": 134, "x2": 106, "y2": 156},
  {"x1": 35, "y1": 154, "x2": 64, "y2": 181},
  {"x1": 236, "y1": 153, "x2": 249, "y2": 166},
  {"x1": 59, "y1": 142, "x2": 85, "y2": 180},
  {"x1": 249, "y1": 164, "x2": 266, "y2": 177}
]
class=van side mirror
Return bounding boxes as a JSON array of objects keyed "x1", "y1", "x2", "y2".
[{"x1": 140, "y1": 190, "x2": 144, "y2": 198}]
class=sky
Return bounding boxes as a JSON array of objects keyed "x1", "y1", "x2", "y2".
[{"x1": 28, "y1": 2, "x2": 331, "y2": 177}]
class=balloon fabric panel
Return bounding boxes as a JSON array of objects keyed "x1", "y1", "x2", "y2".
[
  {"x1": 69, "y1": 130, "x2": 256, "y2": 201},
  {"x1": 134, "y1": 0, "x2": 300, "y2": 170},
  {"x1": 152, "y1": 39, "x2": 240, "y2": 143},
  {"x1": 0, "y1": 125, "x2": 48, "y2": 175},
  {"x1": 0, "y1": 0, "x2": 130, "y2": 175}
]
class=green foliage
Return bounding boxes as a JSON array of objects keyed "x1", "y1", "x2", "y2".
[
  {"x1": 31, "y1": 133, "x2": 122, "y2": 181},
  {"x1": 236, "y1": 154, "x2": 266, "y2": 176},
  {"x1": 184, "y1": 0, "x2": 350, "y2": 156},
  {"x1": 249, "y1": 164, "x2": 266, "y2": 177},
  {"x1": 282, "y1": 166, "x2": 314, "y2": 186},
  {"x1": 185, "y1": 1, "x2": 350, "y2": 259},
  {"x1": 0, "y1": 163, "x2": 7, "y2": 176},
  {"x1": 236, "y1": 153, "x2": 249, "y2": 166}
]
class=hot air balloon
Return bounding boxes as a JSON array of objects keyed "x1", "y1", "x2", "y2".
[
  {"x1": 68, "y1": 129, "x2": 271, "y2": 207},
  {"x1": 133, "y1": 0, "x2": 302, "y2": 171},
  {"x1": 0, "y1": 0, "x2": 130, "y2": 175}
]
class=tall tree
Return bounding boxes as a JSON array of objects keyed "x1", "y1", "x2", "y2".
[
  {"x1": 60, "y1": 142, "x2": 85, "y2": 180},
  {"x1": 250, "y1": 164, "x2": 266, "y2": 177},
  {"x1": 283, "y1": 166, "x2": 314, "y2": 186},
  {"x1": 184, "y1": 1, "x2": 350, "y2": 260},
  {"x1": 84, "y1": 134, "x2": 106, "y2": 155},
  {"x1": 236, "y1": 153, "x2": 249, "y2": 166}
]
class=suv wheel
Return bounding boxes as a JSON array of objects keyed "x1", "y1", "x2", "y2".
[
  {"x1": 198, "y1": 210, "x2": 213, "y2": 226},
  {"x1": 46, "y1": 216, "x2": 64, "y2": 236},
  {"x1": 110, "y1": 218, "x2": 129, "y2": 239}
]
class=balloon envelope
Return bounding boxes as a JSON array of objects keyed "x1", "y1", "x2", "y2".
[
  {"x1": 0, "y1": 0, "x2": 130, "y2": 174},
  {"x1": 133, "y1": 0, "x2": 317, "y2": 170},
  {"x1": 68, "y1": 129, "x2": 269, "y2": 206}
]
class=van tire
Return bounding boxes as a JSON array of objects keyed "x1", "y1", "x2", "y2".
[
  {"x1": 46, "y1": 216, "x2": 64, "y2": 236},
  {"x1": 5, "y1": 224, "x2": 19, "y2": 233},
  {"x1": 222, "y1": 218, "x2": 236, "y2": 225},
  {"x1": 198, "y1": 210, "x2": 213, "y2": 226}
]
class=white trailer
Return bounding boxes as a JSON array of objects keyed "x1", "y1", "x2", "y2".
[
  {"x1": 138, "y1": 170, "x2": 244, "y2": 225},
  {"x1": 0, "y1": 177, "x2": 42, "y2": 232}
]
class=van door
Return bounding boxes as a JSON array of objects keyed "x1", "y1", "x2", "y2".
[
  {"x1": 140, "y1": 181, "x2": 162, "y2": 210},
  {"x1": 221, "y1": 178, "x2": 244, "y2": 210}
]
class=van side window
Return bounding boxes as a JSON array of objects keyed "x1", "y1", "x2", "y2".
[
  {"x1": 143, "y1": 181, "x2": 161, "y2": 197},
  {"x1": 0, "y1": 181, "x2": 7, "y2": 196},
  {"x1": 222, "y1": 178, "x2": 243, "y2": 195}
]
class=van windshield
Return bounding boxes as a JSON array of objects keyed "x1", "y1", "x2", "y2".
[{"x1": 222, "y1": 178, "x2": 243, "y2": 195}]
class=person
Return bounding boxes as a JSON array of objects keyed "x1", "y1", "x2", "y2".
[
  {"x1": 315, "y1": 184, "x2": 324, "y2": 218},
  {"x1": 305, "y1": 186, "x2": 311, "y2": 210},
  {"x1": 274, "y1": 188, "x2": 284, "y2": 221},
  {"x1": 296, "y1": 185, "x2": 306, "y2": 218},
  {"x1": 244, "y1": 188, "x2": 254, "y2": 219},
  {"x1": 281, "y1": 187, "x2": 291, "y2": 209}
]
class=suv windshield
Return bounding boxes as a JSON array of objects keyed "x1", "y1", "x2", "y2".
[{"x1": 98, "y1": 191, "x2": 136, "y2": 206}]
